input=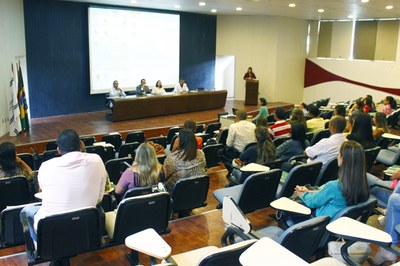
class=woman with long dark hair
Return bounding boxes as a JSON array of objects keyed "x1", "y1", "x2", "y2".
[
  {"x1": 295, "y1": 141, "x2": 370, "y2": 218},
  {"x1": 276, "y1": 122, "x2": 309, "y2": 162},
  {"x1": 0, "y1": 141, "x2": 32, "y2": 180},
  {"x1": 347, "y1": 112, "x2": 376, "y2": 149},
  {"x1": 164, "y1": 129, "x2": 206, "y2": 192}
]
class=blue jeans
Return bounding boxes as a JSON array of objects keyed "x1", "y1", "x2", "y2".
[
  {"x1": 386, "y1": 193, "x2": 400, "y2": 245},
  {"x1": 20, "y1": 205, "x2": 40, "y2": 243},
  {"x1": 367, "y1": 173, "x2": 398, "y2": 206}
]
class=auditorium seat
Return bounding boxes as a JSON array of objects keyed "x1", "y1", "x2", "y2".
[
  {"x1": 45, "y1": 140, "x2": 57, "y2": 151},
  {"x1": 203, "y1": 144, "x2": 224, "y2": 168},
  {"x1": 18, "y1": 153, "x2": 35, "y2": 171},
  {"x1": 125, "y1": 131, "x2": 145, "y2": 144},
  {"x1": 218, "y1": 128, "x2": 229, "y2": 146},
  {"x1": 80, "y1": 136, "x2": 96, "y2": 146},
  {"x1": 204, "y1": 123, "x2": 221, "y2": 137},
  {"x1": 166, "y1": 126, "x2": 182, "y2": 145},
  {"x1": 85, "y1": 145, "x2": 105, "y2": 161},
  {"x1": 105, "y1": 157, "x2": 133, "y2": 184},
  {"x1": 146, "y1": 136, "x2": 167, "y2": 148},
  {"x1": 118, "y1": 142, "x2": 139, "y2": 159},
  {"x1": 364, "y1": 146, "x2": 380, "y2": 172},
  {"x1": 196, "y1": 124, "x2": 205, "y2": 134},
  {"x1": 310, "y1": 129, "x2": 330, "y2": 146},
  {"x1": 41, "y1": 150, "x2": 60, "y2": 162},
  {"x1": 314, "y1": 158, "x2": 338, "y2": 186},
  {"x1": 0, "y1": 176, "x2": 32, "y2": 212},
  {"x1": 102, "y1": 133, "x2": 122, "y2": 151},
  {"x1": 273, "y1": 136, "x2": 290, "y2": 148}
]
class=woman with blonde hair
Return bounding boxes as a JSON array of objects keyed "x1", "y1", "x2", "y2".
[
  {"x1": 290, "y1": 106, "x2": 308, "y2": 130},
  {"x1": 115, "y1": 142, "x2": 163, "y2": 196}
]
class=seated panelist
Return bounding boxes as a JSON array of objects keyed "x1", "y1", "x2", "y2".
[
  {"x1": 136, "y1": 79, "x2": 151, "y2": 96},
  {"x1": 153, "y1": 80, "x2": 166, "y2": 95},
  {"x1": 109, "y1": 80, "x2": 126, "y2": 98},
  {"x1": 174, "y1": 79, "x2": 189, "y2": 93}
]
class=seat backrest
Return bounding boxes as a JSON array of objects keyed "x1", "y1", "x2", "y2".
[
  {"x1": 103, "y1": 146, "x2": 116, "y2": 163},
  {"x1": 166, "y1": 127, "x2": 182, "y2": 144},
  {"x1": 80, "y1": 136, "x2": 96, "y2": 146},
  {"x1": 238, "y1": 170, "x2": 282, "y2": 214},
  {"x1": 102, "y1": 133, "x2": 122, "y2": 150},
  {"x1": 18, "y1": 153, "x2": 35, "y2": 171},
  {"x1": 277, "y1": 162, "x2": 322, "y2": 198},
  {"x1": 205, "y1": 123, "x2": 221, "y2": 136},
  {"x1": 0, "y1": 205, "x2": 29, "y2": 246},
  {"x1": 113, "y1": 192, "x2": 170, "y2": 242},
  {"x1": 310, "y1": 129, "x2": 330, "y2": 146},
  {"x1": 118, "y1": 142, "x2": 139, "y2": 159},
  {"x1": 278, "y1": 216, "x2": 330, "y2": 260},
  {"x1": 45, "y1": 140, "x2": 57, "y2": 151},
  {"x1": 169, "y1": 135, "x2": 179, "y2": 151},
  {"x1": 0, "y1": 176, "x2": 32, "y2": 212},
  {"x1": 125, "y1": 131, "x2": 145, "y2": 144},
  {"x1": 314, "y1": 158, "x2": 338, "y2": 186},
  {"x1": 196, "y1": 124, "x2": 205, "y2": 133},
  {"x1": 123, "y1": 186, "x2": 153, "y2": 200},
  {"x1": 36, "y1": 207, "x2": 101, "y2": 260},
  {"x1": 203, "y1": 144, "x2": 224, "y2": 168},
  {"x1": 265, "y1": 159, "x2": 283, "y2": 170},
  {"x1": 171, "y1": 175, "x2": 210, "y2": 213},
  {"x1": 41, "y1": 149, "x2": 60, "y2": 162},
  {"x1": 305, "y1": 132, "x2": 314, "y2": 142},
  {"x1": 105, "y1": 157, "x2": 134, "y2": 184},
  {"x1": 364, "y1": 146, "x2": 381, "y2": 171},
  {"x1": 198, "y1": 239, "x2": 256, "y2": 266},
  {"x1": 218, "y1": 129, "x2": 229, "y2": 146},
  {"x1": 273, "y1": 137, "x2": 290, "y2": 148},
  {"x1": 146, "y1": 136, "x2": 167, "y2": 148},
  {"x1": 85, "y1": 145, "x2": 106, "y2": 161}
]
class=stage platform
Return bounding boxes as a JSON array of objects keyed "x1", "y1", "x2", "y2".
[{"x1": 0, "y1": 99, "x2": 293, "y2": 153}]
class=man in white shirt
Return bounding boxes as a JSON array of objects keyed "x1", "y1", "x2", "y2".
[
  {"x1": 21, "y1": 129, "x2": 106, "y2": 242},
  {"x1": 174, "y1": 79, "x2": 189, "y2": 93},
  {"x1": 109, "y1": 80, "x2": 126, "y2": 98},
  {"x1": 305, "y1": 115, "x2": 347, "y2": 165}
]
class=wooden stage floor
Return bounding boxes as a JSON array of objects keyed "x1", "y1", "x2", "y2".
[{"x1": 0, "y1": 99, "x2": 293, "y2": 153}]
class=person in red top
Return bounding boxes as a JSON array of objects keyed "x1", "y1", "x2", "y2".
[
  {"x1": 243, "y1": 67, "x2": 256, "y2": 80},
  {"x1": 172, "y1": 119, "x2": 203, "y2": 151},
  {"x1": 269, "y1": 107, "x2": 291, "y2": 140}
]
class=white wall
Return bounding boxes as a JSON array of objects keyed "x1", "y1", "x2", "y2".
[
  {"x1": 0, "y1": 0, "x2": 26, "y2": 137},
  {"x1": 216, "y1": 15, "x2": 308, "y2": 105}
]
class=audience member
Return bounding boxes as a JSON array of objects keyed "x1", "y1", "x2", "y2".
[
  {"x1": 306, "y1": 105, "x2": 325, "y2": 133},
  {"x1": 269, "y1": 107, "x2": 291, "y2": 140},
  {"x1": 243, "y1": 67, "x2": 256, "y2": 80},
  {"x1": 276, "y1": 122, "x2": 309, "y2": 162},
  {"x1": 364, "y1": 97, "x2": 373, "y2": 113},
  {"x1": 226, "y1": 110, "x2": 256, "y2": 153},
  {"x1": 373, "y1": 112, "x2": 389, "y2": 139},
  {"x1": 381, "y1": 96, "x2": 396, "y2": 116},
  {"x1": 153, "y1": 80, "x2": 166, "y2": 95},
  {"x1": 109, "y1": 80, "x2": 126, "y2": 98},
  {"x1": 334, "y1": 105, "x2": 346, "y2": 117},
  {"x1": 290, "y1": 106, "x2": 308, "y2": 130},
  {"x1": 346, "y1": 112, "x2": 376, "y2": 149},
  {"x1": 366, "y1": 94, "x2": 376, "y2": 111},
  {"x1": 252, "y1": 98, "x2": 269, "y2": 123},
  {"x1": 255, "y1": 116, "x2": 268, "y2": 128},
  {"x1": 136, "y1": 78, "x2": 151, "y2": 96},
  {"x1": 231, "y1": 126, "x2": 276, "y2": 184},
  {"x1": 367, "y1": 170, "x2": 399, "y2": 208},
  {"x1": 0, "y1": 141, "x2": 33, "y2": 181},
  {"x1": 305, "y1": 115, "x2": 347, "y2": 165},
  {"x1": 164, "y1": 129, "x2": 206, "y2": 192},
  {"x1": 300, "y1": 102, "x2": 308, "y2": 117},
  {"x1": 344, "y1": 116, "x2": 353, "y2": 135},
  {"x1": 115, "y1": 143, "x2": 163, "y2": 196},
  {"x1": 349, "y1": 99, "x2": 364, "y2": 117},
  {"x1": 174, "y1": 79, "x2": 189, "y2": 93},
  {"x1": 21, "y1": 129, "x2": 106, "y2": 242},
  {"x1": 172, "y1": 119, "x2": 203, "y2": 152},
  {"x1": 295, "y1": 141, "x2": 369, "y2": 218}
]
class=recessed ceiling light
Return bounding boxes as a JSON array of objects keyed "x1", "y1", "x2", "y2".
[
  {"x1": 236, "y1": 7, "x2": 243, "y2": 11},
  {"x1": 361, "y1": 0, "x2": 369, "y2": 2},
  {"x1": 130, "y1": 0, "x2": 137, "y2": 3},
  {"x1": 386, "y1": 5, "x2": 394, "y2": 10},
  {"x1": 318, "y1": 9, "x2": 325, "y2": 13},
  {"x1": 289, "y1": 3, "x2": 296, "y2": 8},
  {"x1": 199, "y1": 2, "x2": 206, "y2": 6},
  {"x1": 211, "y1": 9, "x2": 217, "y2": 13},
  {"x1": 174, "y1": 4, "x2": 181, "y2": 8}
]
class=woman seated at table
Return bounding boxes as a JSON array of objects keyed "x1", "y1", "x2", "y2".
[
  {"x1": 231, "y1": 126, "x2": 276, "y2": 184},
  {"x1": 115, "y1": 142, "x2": 164, "y2": 196},
  {"x1": 294, "y1": 141, "x2": 370, "y2": 219},
  {"x1": 164, "y1": 129, "x2": 206, "y2": 193},
  {"x1": 373, "y1": 112, "x2": 389, "y2": 139},
  {"x1": 346, "y1": 112, "x2": 376, "y2": 149},
  {"x1": 153, "y1": 80, "x2": 166, "y2": 95},
  {"x1": 276, "y1": 122, "x2": 309, "y2": 162},
  {"x1": 0, "y1": 141, "x2": 33, "y2": 181}
]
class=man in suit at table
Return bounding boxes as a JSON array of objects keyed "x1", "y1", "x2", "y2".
[
  {"x1": 136, "y1": 78, "x2": 151, "y2": 96},
  {"x1": 20, "y1": 129, "x2": 107, "y2": 243}
]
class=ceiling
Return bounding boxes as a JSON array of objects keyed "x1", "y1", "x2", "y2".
[{"x1": 65, "y1": 0, "x2": 400, "y2": 20}]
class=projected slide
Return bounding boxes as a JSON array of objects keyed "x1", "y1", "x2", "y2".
[{"x1": 88, "y1": 7, "x2": 180, "y2": 94}]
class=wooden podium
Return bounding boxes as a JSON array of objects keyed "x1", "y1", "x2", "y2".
[{"x1": 245, "y1": 79, "x2": 259, "y2": 105}]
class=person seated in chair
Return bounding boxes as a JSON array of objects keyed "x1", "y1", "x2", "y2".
[
  {"x1": 0, "y1": 141, "x2": 33, "y2": 181},
  {"x1": 136, "y1": 79, "x2": 151, "y2": 96},
  {"x1": 20, "y1": 129, "x2": 107, "y2": 242},
  {"x1": 276, "y1": 122, "x2": 309, "y2": 162},
  {"x1": 115, "y1": 142, "x2": 164, "y2": 197},
  {"x1": 346, "y1": 112, "x2": 376, "y2": 149},
  {"x1": 306, "y1": 105, "x2": 325, "y2": 133},
  {"x1": 172, "y1": 119, "x2": 203, "y2": 152},
  {"x1": 295, "y1": 141, "x2": 369, "y2": 219},
  {"x1": 109, "y1": 80, "x2": 126, "y2": 98},
  {"x1": 174, "y1": 79, "x2": 189, "y2": 93},
  {"x1": 269, "y1": 107, "x2": 291, "y2": 140},
  {"x1": 304, "y1": 115, "x2": 347, "y2": 166}
]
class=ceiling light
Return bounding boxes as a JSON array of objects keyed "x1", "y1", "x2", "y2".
[
  {"x1": 386, "y1": 5, "x2": 394, "y2": 10},
  {"x1": 130, "y1": 0, "x2": 137, "y2": 3},
  {"x1": 318, "y1": 9, "x2": 325, "y2": 13},
  {"x1": 289, "y1": 3, "x2": 296, "y2": 8},
  {"x1": 236, "y1": 7, "x2": 243, "y2": 11},
  {"x1": 174, "y1": 4, "x2": 181, "y2": 8},
  {"x1": 348, "y1": 15, "x2": 354, "y2": 19},
  {"x1": 211, "y1": 9, "x2": 217, "y2": 13},
  {"x1": 361, "y1": 0, "x2": 369, "y2": 3},
  {"x1": 199, "y1": 2, "x2": 206, "y2": 6}
]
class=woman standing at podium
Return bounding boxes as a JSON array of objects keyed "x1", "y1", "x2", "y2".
[{"x1": 243, "y1": 67, "x2": 256, "y2": 80}]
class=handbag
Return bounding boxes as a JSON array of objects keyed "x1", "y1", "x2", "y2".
[{"x1": 328, "y1": 239, "x2": 371, "y2": 264}]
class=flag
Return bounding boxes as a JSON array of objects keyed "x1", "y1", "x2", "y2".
[
  {"x1": 9, "y1": 63, "x2": 21, "y2": 136},
  {"x1": 17, "y1": 63, "x2": 30, "y2": 131}
]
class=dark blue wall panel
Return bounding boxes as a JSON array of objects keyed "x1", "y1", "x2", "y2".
[{"x1": 24, "y1": 0, "x2": 216, "y2": 118}]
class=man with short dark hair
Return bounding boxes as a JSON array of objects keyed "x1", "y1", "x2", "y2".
[
  {"x1": 305, "y1": 115, "x2": 347, "y2": 165},
  {"x1": 136, "y1": 79, "x2": 151, "y2": 96},
  {"x1": 269, "y1": 107, "x2": 291, "y2": 140},
  {"x1": 306, "y1": 105, "x2": 325, "y2": 133},
  {"x1": 21, "y1": 129, "x2": 106, "y2": 242}
]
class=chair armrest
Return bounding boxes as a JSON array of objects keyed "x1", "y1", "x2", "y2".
[{"x1": 270, "y1": 197, "x2": 311, "y2": 215}]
